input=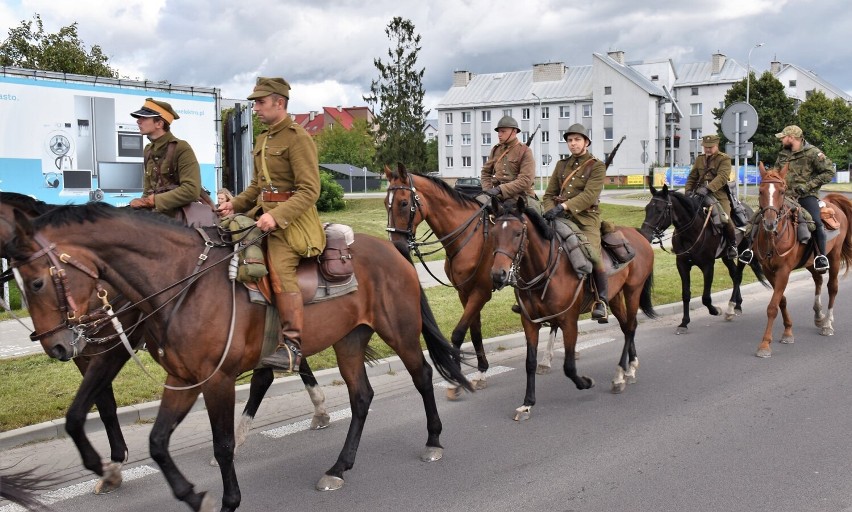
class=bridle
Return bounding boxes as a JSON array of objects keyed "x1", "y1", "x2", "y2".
[
  {"x1": 753, "y1": 177, "x2": 796, "y2": 259},
  {"x1": 641, "y1": 195, "x2": 673, "y2": 250}
]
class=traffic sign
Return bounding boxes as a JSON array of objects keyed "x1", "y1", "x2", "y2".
[
  {"x1": 721, "y1": 102, "x2": 758, "y2": 141},
  {"x1": 725, "y1": 142, "x2": 753, "y2": 158},
  {"x1": 640, "y1": 152, "x2": 648, "y2": 164},
  {"x1": 543, "y1": 154, "x2": 552, "y2": 165}
]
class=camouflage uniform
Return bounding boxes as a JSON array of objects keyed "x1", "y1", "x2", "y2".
[{"x1": 777, "y1": 143, "x2": 834, "y2": 200}]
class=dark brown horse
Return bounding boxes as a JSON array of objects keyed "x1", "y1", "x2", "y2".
[
  {"x1": 750, "y1": 163, "x2": 852, "y2": 357},
  {"x1": 385, "y1": 165, "x2": 560, "y2": 398},
  {"x1": 489, "y1": 197, "x2": 657, "y2": 420},
  {"x1": 7, "y1": 203, "x2": 470, "y2": 512},
  {"x1": 0, "y1": 192, "x2": 330, "y2": 495},
  {"x1": 640, "y1": 184, "x2": 767, "y2": 334}
]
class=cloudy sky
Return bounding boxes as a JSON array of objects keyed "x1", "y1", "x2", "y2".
[{"x1": 1, "y1": 0, "x2": 850, "y2": 115}]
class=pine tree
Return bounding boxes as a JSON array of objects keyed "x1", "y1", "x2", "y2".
[{"x1": 364, "y1": 17, "x2": 429, "y2": 172}]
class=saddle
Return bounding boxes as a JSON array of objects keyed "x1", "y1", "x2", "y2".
[{"x1": 821, "y1": 204, "x2": 840, "y2": 231}]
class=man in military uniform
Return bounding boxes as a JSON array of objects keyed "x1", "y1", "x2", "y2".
[
  {"x1": 480, "y1": 115, "x2": 539, "y2": 209},
  {"x1": 218, "y1": 77, "x2": 326, "y2": 372},
  {"x1": 684, "y1": 134, "x2": 738, "y2": 260},
  {"x1": 541, "y1": 124, "x2": 609, "y2": 323},
  {"x1": 128, "y1": 98, "x2": 203, "y2": 217}
]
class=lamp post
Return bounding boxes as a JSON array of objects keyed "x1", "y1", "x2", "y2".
[
  {"x1": 531, "y1": 92, "x2": 543, "y2": 191},
  {"x1": 746, "y1": 42, "x2": 764, "y2": 105}
]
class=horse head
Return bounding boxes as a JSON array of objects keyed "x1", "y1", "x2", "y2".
[
  {"x1": 641, "y1": 184, "x2": 672, "y2": 241},
  {"x1": 385, "y1": 163, "x2": 427, "y2": 245},
  {"x1": 758, "y1": 162, "x2": 790, "y2": 233},
  {"x1": 489, "y1": 197, "x2": 528, "y2": 291}
]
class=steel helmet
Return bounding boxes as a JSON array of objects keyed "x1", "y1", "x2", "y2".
[
  {"x1": 495, "y1": 115, "x2": 520, "y2": 132},
  {"x1": 563, "y1": 123, "x2": 591, "y2": 144}
]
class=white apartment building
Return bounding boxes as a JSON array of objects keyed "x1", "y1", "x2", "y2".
[{"x1": 771, "y1": 60, "x2": 852, "y2": 106}]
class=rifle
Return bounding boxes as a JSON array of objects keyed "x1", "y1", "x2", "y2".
[
  {"x1": 604, "y1": 135, "x2": 626, "y2": 169},
  {"x1": 526, "y1": 124, "x2": 541, "y2": 147}
]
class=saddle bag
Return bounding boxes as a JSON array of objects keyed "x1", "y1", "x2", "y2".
[
  {"x1": 319, "y1": 223, "x2": 354, "y2": 282},
  {"x1": 796, "y1": 207, "x2": 813, "y2": 243},
  {"x1": 820, "y1": 204, "x2": 840, "y2": 230},
  {"x1": 553, "y1": 220, "x2": 593, "y2": 276},
  {"x1": 176, "y1": 200, "x2": 219, "y2": 228},
  {"x1": 223, "y1": 214, "x2": 268, "y2": 283},
  {"x1": 602, "y1": 230, "x2": 635, "y2": 264}
]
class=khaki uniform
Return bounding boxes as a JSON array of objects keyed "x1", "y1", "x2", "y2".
[
  {"x1": 685, "y1": 151, "x2": 733, "y2": 220},
  {"x1": 542, "y1": 152, "x2": 606, "y2": 261},
  {"x1": 231, "y1": 115, "x2": 326, "y2": 292},
  {"x1": 776, "y1": 143, "x2": 834, "y2": 199},
  {"x1": 142, "y1": 132, "x2": 201, "y2": 218},
  {"x1": 480, "y1": 138, "x2": 537, "y2": 203}
]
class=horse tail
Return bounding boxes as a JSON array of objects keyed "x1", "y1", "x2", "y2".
[
  {"x1": 747, "y1": 256, "x2": 770, "y2": 287},
  {"x1": 639, "y1": 271, "x2": 658, "y2": 319},
  {"x1": 823, "y1": 193, "x2": 852, "y2": 275},
  {"x1": 0, "y1": 469, "x2": 56, "y2": 511}
]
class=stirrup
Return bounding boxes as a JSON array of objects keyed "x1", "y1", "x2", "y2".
[
  {"x1": 261, "y1": 340, "x2": 302, "y2": 373},
  {"x1": 738, "y1": 248, "x2": 753, "y2": 265},
  {"x1": 813, "y1": 254, "x2": 829, "y2": 273},
  {"x1": 725, "y1": 245, "x2": 738, "y2": 260},
  {"x1": 591, "y1": 300, "x2": 609, "y2": 324}
]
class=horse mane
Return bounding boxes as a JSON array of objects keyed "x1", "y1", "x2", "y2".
[
  {"x1": 502, "y1": 199, "x2": 554, "y2": 240},
  {"x1": 28, "y1": 202, "x2": 186, "y2": 231},
  {"x1": 0, "y1": 191, "x2": 54, "y2": 216},
  {"x1": 390, "y1": 168, "x2": 481, "y2": 208},
  {"x1": 669, "y1": 189, "x2": 700, "y2": 214}
]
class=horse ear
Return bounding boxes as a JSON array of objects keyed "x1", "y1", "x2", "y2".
[
  {"x1": 780, "y1": 163, "x2": 789, "y2": 179},
  {"x1": 517, "y1": 195, "x2": 527, "y2": 212},
  {"x1": 650, "y1": 185, "x2": 658, "y2": 195},
  {"x1": 383, "y1": 164, "x2": 393, "y2": 180},
  {"x1": 13, "y1": 208, "x2": 34, "y2": 240},
  {"x1": 396, "y1": 163, "x2": 407, "y2": 180}
]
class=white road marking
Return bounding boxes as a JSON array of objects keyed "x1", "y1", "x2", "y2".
[{"x1": 262, "y1": 408, "x2": 353, "y2": 439}]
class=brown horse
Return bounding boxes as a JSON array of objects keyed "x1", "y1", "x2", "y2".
[
  {"x1": 750, "y1": 163, "x2": 852, "y2": 357},
  {"x1": 385, "y1": 165, "x2": 560, "y2": 397},
  {"x1": 0, "y1": 192, "x2": 329, "y2": 495},
  {"x1": 489, "y1": 197, "x2": 657, "y2": 420},
  {"x1": 7, "y1": 203, "x2": 471, "y2": 512}
]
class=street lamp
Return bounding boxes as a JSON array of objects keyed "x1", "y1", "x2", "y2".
[
  {"x1": 746, "y1": 42, "x2": 764, "y2": 104},
  {"x1": 530, "y1": 92, "x2": 543, "y2": 192}
]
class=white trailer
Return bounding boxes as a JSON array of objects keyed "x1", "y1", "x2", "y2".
[{"x1": 0, "y1": 67, "x2": 219, "y2": 206}]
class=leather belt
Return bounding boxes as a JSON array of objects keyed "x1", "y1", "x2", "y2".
[{"x1": 261, "y1": 190, "x2": 294, "y2": 202}]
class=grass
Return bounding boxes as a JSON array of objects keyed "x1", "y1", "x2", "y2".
[{"x1": 0, "y1": 197, "x2": 767, "y2": 431}]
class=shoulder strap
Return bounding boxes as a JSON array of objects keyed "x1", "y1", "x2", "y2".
[
  {"x1": 560, "y1": 159, "x2": 597, "y2": 191},
  {"x1": 145, "y1": 141, "x2": 179, "y2": 191}
]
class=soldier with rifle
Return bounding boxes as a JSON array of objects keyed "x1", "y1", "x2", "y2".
[{"x1": 480, "y1": 115, "x2": 540, "y2": 212}]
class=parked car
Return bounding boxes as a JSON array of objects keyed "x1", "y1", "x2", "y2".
[{"x1": 454, "y1": 177, "x2": 482, "y2": 197}]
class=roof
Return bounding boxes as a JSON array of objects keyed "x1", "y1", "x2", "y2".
[
  {"x1": 593, "y1": 53, "x2": 666, "y2": 97},
  {"x1": 675, "y1": 59, "x2": 746, "y2": 87},
  {"x1": 773, "y1": 62, "x2": 852, "y2": 102},
  {"x1": 292, "y1": 106, "x2": 369, "y2": 136},
  {"x1": 319, "y1": 163, "x2": 382, "y2": 178}
]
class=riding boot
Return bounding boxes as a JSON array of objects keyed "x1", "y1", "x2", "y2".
[
  {"x1": 261, "y1": 292, "x2": 303, "y2": 372},
  {"x1": 813, "y1": 224, "x2": 829, "y2": 273},
  {"x1": 738, "y1": 222, "x2": 754, "y2": 264},
  {"x1": 591, "y1": 268, "x2": 609, "y2": 324},
  {"x1": 723, "y1": 220, "x2": 738, "y2": 260},
  {"x1": 511, "y1": 303, "x2": 522, "y2": 314}
]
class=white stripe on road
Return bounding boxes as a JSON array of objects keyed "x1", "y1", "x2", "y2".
[
  {"x1": 436, "y1": 365, "x2": 515, "y2": 387},
  {"x1": 262, "y1": 408, "x2": 353, "y2": 439}
]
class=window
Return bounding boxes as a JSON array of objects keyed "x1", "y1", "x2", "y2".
[
  {"x1": 462, "y1": 156, "x2": 471, "y2": 167},
  {"x1": 604, "y1": 152, "x2": 610, "y2": 162},
  {"x1": 604, "y1": 102, "x2": 613, "y2": 115},
  {"x1": 541, "y1": 131, "x2": 550, "y2": 143},
  {"x1": 481, "y1": 111, "x2": 491, "y2": 122},
  {"x1": 690, "y1": 103, "x2": 703, "y2": 115},
  {"x1": 559, "y1": 106, "x2": 570, "y2": 118},
  {"x1": 445, "y1": 113, "x2": 453, "y2": 124},
  {"x1": 558, "y1": 130, "x2": 567, "y2": 140},
  {"x1": 461, "y1": 134, "x2": 471, "y2": 145},
  {"x1": 691, "y1": 87, "x2": 699, "y2": 96},
  {"x1": 482, "y1": 156, "x2": 488, "y2": 165},
  {"x1": 604, "y1": 86, "x2": 612, "y2": 95},
  {"x1": 650, "y1": 75, "x2": 659, "y2": 81},
  {"x1": 604, "y1": 127, "x2": 613, "y2": 140},
  {"x1": 446, "y1": 157, "x2": 453, "y2": 167},
  {"x1": 559, "y1": 153, "x2": 570, "y2": 160},
  {"x1": 583, "y1": 104, "x2": 592, "y2": 117},
  {"x1": 482, "y1": 133, "x2": 491, "y2": 145},
  {"x1": 461, "y1": 111, "x2": 471, "y2": 123},
  {"x1": 541, "y1": 106, "x2": 550, "y2": 119},
  {"x1": 521, "y1": 131, "x2": 529, "y2": 143},
  {"x1": 587, "y1": 128, "x2": 592, "y2": 141},
  {"x1": 502, "y1": 108, "x2": 513, "y2": 117},
  {"x1": 445, "y1": 135, "x2": 453, "y2": 146},
  {"x1": 690, "y1": 152, "x2": 697, "y2": 164},
  {"x1": 789, "y1": 79, "x2": 797, "y2": 87},
  {"x1": 522, "y1": 108, "x2": 530, "y2": 120},
  {"x1": 690, "y1": 128, "x2": 702, "y2": 140}
]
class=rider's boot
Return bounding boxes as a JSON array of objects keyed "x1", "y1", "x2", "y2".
[
  {"x1": 738, "y1": 222, "x2": 754, "y2": 264},
  {"x1": 813, "y1": 223, "x2": 829, "y2": 273},
  {"x1": 261, "y1": 291, "x2": 303, "y2": 372},
  {"x1": 591, "y1": 268, "x2": 609, "y2": 324},
  {"x1": 723, "y1": 219, "x2": 739, "y2": 260},
  {"x1": 511, "y1": 303, "x2": 522, "y2": 314}
]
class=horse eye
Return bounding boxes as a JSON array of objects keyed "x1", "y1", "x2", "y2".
[{"x1": 30, "y1": 278, "x2": 44, "y2": 293}]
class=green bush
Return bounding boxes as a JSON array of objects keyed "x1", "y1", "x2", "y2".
[{"x1": 317, "y1": 171, "x2": 345, "y2": 212}]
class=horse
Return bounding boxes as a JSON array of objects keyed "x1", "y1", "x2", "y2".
[
  {"x1": 749, "y1": 163, "x2": 852, "y2": 357},
  {"x1": 489, "y1": 197, "x2": 657, "y2": 420},
  {"x1": 7, "y1": 202, "x2": 471, "y2": 512},
  {"x1": 385, "y1": 164, "x2": 561, "y2": 398},
  {"x1": 0, "y1": 469, "x2": 56, "y2": 511},
  {"x1": 0, "y1": 192, "x2": 330, "y2": 495},
  {"x1": 640, "y1": 184, "x2": 767, "y2": 334}
]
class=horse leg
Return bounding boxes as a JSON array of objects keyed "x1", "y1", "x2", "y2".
[
  {"x1": 202, "y1": 376, "x2": 241, "y2": 512},
  {"x1": 817, "y1": 266, "x2": 837, "y2": 336},
  {"x1": 150, "y1": 383, "x2": 217, "y2": 512},
  {"x1": 559, "y1": 319, "x2": 595, "y2": 391},
  {"x1": 757, "y1": 273, "x2": 789, "y2": 357},
  {"x1": 778, "y1": 294, "x2": 795, "y2": 344},
  {"x1": 609, "y1": 292, "x2": 639, "y2": 393},
  {"x1": 317, "y1": 328, "x2": 374, "y2": 492},
  {"x1": 676, "y1": 258, "x2": 692, "y2": 334},
  {"x1": 514, "y1": 321, "x2": 541, "y2": 421},
  {"x1": 537, "y1": 324, "x2": 559, "y2": 375},
  {"x1": 467, "y1": 311, "x2": 489, "y2": 390},
  {"x1": 298, "y1": 359, "x2": 331, "y2": 428},
  {"x1": 699, "y1": 260, "x2": 720, "y2": 316},
  {"x1": 723, "y1": 258, "x2": 743, "y2": 321},
  {"x1": 447, "y1": 296, "x2": 487, "y2": 399}
]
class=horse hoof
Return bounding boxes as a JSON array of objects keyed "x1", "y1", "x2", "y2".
[
  {"x1": 780, "y1": 336, "x2": 795, "y2": 344},
  {"x1": 611, "y1": 380, "x2": 626, "y2": 394},
  {"x1": 446, "y1": 386, "x2": 462, "y2": 401},
  {"x1": 676, "y1": 326, "x2": 688, "y2": 335},
  {"x1": 575, "y1": 351, "x2": 580, "y2": 360},
  {"x1": 209, "y1": 457, "x2": 219, "y2": 467},
  {"x1": 93, "y1": 462, "x2": 123, "y2": 494},
  {"x1": 724, "y1": 312, "x2": 736, "y2": 321},
  {"x1": 316, "y1": 475, "x2": 345, "y2": 491},
  {"x1": 311, "y1": 413, "x2": 331, "y2": 429},
  {"x1": 420, "y1": 446, "x2": 443, "y2": 462},
  {"x1": 471, "y1": 378, "x2": 488, "y2": 390},
  {"x1": 709, "y1": 307, "x2": 720, "y2": 316},
  {"x1": 819, "y1": 327, "x2": 834, "y2": 337},
  {"x1": 199, "y1": 492, "x2": 217, "y2": 512},
  {"x1": 735, "y1": 307, "x2": 743, "y2": 315},
  {"x1": 536, "y1": 365, "x2": 552, "y2": 375},
  {"x1": 756, "y1": 348, "x2": 772, "y2": 358},
  {"x1": 513, "y1": 406, "x2": 532, "y2": 421}
]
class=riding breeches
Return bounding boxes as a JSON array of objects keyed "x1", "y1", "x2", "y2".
[
  {"x1": 267, "y1": 228, "x2": 302, "y2": 293},
  {"x1": 799, "y1": 195, "x2": 827, "y2": 254}
]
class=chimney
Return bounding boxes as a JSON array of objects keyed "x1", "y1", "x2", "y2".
[
  {"x1": 532, "y1": 62, "x2": 565, "y2": 82},
  {"x1": 607, "y1": 50, "x2": 625, "y2": 65},
  {"x1": 453, "y1": 70, "x2": 472, "y2": 87},
  {"x1": 711, "y1": 52, "x2": 726, "y2": 74},
  {"x1": 309, "y1": 111, "x2": 317, "y2": 121},
  {"x1": 770, "y1": 59, "x2": 782, "y2": 75},
  {"x1": 337, "y1": 105, "x2": 342, "y2": 112}
]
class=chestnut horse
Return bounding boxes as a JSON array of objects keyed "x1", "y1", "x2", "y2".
[
  {"x1": 489, "y1": 197, "x2": 657, "y2": 420},
  {"x1": 0, "y1": 192, "x2": 329, "y2": 495},
  {"x1": 750, "y1": 163, "x2": 852, "y2": 357},
  {"x1": 640, "y1": 184, "x2": 766, "y2": 334},
  {"x1": 7, "y1": 203, "x2": 471, "y2": 512},
  {"x1": 385, "y1": 165, "x2": 561, "y2": 398}
]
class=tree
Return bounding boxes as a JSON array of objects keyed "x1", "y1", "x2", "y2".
[
  {"x1": 317, "y1": 171, "x2": 345, "y2": 212},
  {"x1": 712, "y1": 71, "x2": 796, "y2": 165},
  {"x1": 315, "y1": 118, "x2": 376, "y2": 170},
  {"x1": 424, "y1": 138, "x2": 439, "y2": 174},
  {"x1": 795, "y1": 91, "x2": 852, "y2": 170},
  {"x1": 0, "y1": 14, "x2": 117, "y2": 77},
  {"x1": 364, "y1": 17, "x2": 429, "y2": 172}
]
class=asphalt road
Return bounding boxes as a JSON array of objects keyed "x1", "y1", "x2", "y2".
[{"x1": 4, "y1": 271, "x2": 852, "y2": 512}]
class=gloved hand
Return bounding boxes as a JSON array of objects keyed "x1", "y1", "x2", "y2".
[
  {"x1": 485, "y1": 187, "x2": 501, "y2": 197},
  {"x1": 794, "y1": 184, "x2": 808, "y2": 196},
  {"x1": 129, "y1": 194, "x2": 156, "y2": 209},
  {"x1": 543, "y1": 204, "x2": 565, "y2": 221},
  {"x1": 694, "y1": 186, "x2": 709, "y2": 197}
]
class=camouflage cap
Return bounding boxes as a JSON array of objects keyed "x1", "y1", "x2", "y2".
[
  {"x1": 775, "y1": 125, "x2": 803, "y2": 139},
  {"x1": 247, "y1": 77, "x2": 290, "y2": 100},
  {"x1": 701, "y1": 134, "x2": 720, "y2": 147},
  {"x1": 130, "y1": 98, "x2": 179, "y2": 124}
]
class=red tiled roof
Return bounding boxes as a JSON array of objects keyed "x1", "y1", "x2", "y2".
[{"x1": 289, "y1": 106, "x2": 373, "y2": 136}]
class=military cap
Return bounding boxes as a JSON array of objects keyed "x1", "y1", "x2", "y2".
[
  {"x1": 247, "y1": 77, "x2": 291, "y2": 100},
  {"x1": 775, "y1": 125, "x2": 803, "y2": 139},
  {"x1": 130, "y1": 98, "x2": 179, "y2": 124},
  {"x1": 701, "y1": 134, "x2": 720, "y2": 147},
  {"x1": 495, "y1": 115, "x2": 520, "y2": 132},
  {"x1": 564, "y1": 123, "x2": 591, "y2": 144}
]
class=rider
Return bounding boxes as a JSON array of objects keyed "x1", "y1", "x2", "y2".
[
  {"x1": 684, "y1": 133, "x2": 738, "y2": 260},
  {"x1": 541, "y1": 123, "x2": 609, "y2": 323},
  {"x1": 218, "y1": 77, "x2": 326, "y2": 372}
]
